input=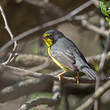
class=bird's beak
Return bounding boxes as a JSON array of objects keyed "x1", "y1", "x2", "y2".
[{"x1": 42, "y1": 35, "x2": 47, "y2": 40}]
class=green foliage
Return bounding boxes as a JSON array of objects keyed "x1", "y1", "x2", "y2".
[
  {"x1": 105, "y1": 17, "x2": 110, "y2": 25},
  {"x1": 100, "y1": 0, "x2": 110, "y2": 25},
  {"x1": 100, "y1": 0, "x2": 108, "y2": 16}
]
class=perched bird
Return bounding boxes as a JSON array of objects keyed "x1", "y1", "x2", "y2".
[{"x1": 42, "y1": 29, "x2": 97, "y2": 83}]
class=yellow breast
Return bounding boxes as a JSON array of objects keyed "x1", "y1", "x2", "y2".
[{"x1": 48, "y1": 48, "x2": 69, "y2": 71}]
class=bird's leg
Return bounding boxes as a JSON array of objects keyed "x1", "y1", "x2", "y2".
[
  {"x1": 57, "y1": 71, "x2": 66, "y2": 80},
  {"x1": 76, "y1": 72, "x2": 80, "y2": 84}
]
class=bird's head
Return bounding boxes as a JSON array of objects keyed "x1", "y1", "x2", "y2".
[{"x1": 42, "y1": 29, "x2": 64, "y2": 47}]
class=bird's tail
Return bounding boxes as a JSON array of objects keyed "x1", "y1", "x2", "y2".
[{"x1": 81, "y1": 67, "x2": 97, "y2": 80}]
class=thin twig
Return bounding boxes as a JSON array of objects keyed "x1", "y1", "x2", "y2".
[
  {"x1": 94, "y1": 34, "x2": 110, "y2": 110},
  {"x1": 87, "y1": 51, "x2": 110, "y2": 63},
  {"x1": 94, "y1": 17, "x2": 106, "y2": 110},
  {"x1": 90, "y1": 0, "x2": 99, "y2": 8},
  {"x1": 0, "y1": 5, "x2": 17, "y2": 64},
  {"x1": 82, "y1": 20, "x2": 110, "y2": 37},
  {"x1": 99, "y1": 35, "x2": 110, "y2": 70},
  {"x1": 75, "y1": 79, "x2": 110, "y2": 110},
  {"x1": 94, "y1": 17, "x2": 110, "y2": 110}
]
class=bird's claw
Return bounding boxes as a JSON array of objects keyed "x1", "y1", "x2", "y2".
[
  {"x1": 76, "y1": 72, "x2": 80, "y2": 84},
  {"x1": 57, "y1": 71, "x2": 65, "y2": 80},
  {"x1": 57, "y1": 74, "x2": 62, "y2": 80}
]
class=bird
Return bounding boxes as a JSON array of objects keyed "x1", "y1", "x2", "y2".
[{"x1": 42, "y1": 29, "x2": 97, "y2": 83}]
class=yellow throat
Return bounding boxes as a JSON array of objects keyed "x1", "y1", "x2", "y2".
[
  {"x1": 43, "y1": 33, "x2": 53, "y2": 47},
  {"x1": 43, "y1": 38, "x2": 53, "y2": 47}
]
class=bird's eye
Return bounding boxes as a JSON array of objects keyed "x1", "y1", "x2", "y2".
[
  {"x1": 43, "y1": 35, "x2": 49, "y2": 39},
  {"x1": 49, "y1": 34, "x2": 53, "y2": 38},
  {"x1": 49, "y1": 35, "x2": 53, "y2": 39},
  {"x1": 47, "y1": 35, "x2": 51, "y2": 38},
  {"x1": 43, "y1": 33, "x2": 53, "y2": 39}
]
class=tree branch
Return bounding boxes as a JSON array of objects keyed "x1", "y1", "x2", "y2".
[
  {"x1": 0, "y1": 5, "x2": 17, "y2": 64},
  {"x1": 18, "y1": 97, "x2": 57, "y2": 110},
  {"x1": 18, "y1": 81, "x2": 61, "y2": 110},
  {"x1": 0, "y1": 63, "x2": 110, "y2": 103},
  {"x1": 0, "y1": 1, "x2": 93, "y2": 53},
  {"x1": 0, "y1": 78, "x2": 52, "y2": 103},
  {"x1": 75, "y1": 80, "x2": 110, "y2": 110},
  {"x1": 82, "y1": 20, "x2": 110, "y2": 37}
]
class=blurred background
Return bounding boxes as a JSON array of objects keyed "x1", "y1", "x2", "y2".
[{"x1": 0, "y1": 0, "x2": 110, "y2": 110}]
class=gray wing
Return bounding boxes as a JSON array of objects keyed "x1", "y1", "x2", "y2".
[
  {"x1": 50, "y1": 49, "x2": 76, "y2": 70},
  {"x1": 72, "y1": 46, "x2": 97, "y2": 80},
  {"x1": 50, "y1": 46, "x2": 97, "y2": 80}
]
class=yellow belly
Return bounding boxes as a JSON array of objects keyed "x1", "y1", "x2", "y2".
[{"x1": 48, "y1": 48, "x2": 69, "y2": 71}]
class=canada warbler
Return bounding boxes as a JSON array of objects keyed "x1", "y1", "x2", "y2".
[{"x1": 42, "y1": 29, "x2": 97, "y2": 82}]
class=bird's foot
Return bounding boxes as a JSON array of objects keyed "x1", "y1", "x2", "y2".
[
  {"x1": 76, "y1": 72, "x2": 80, "y2": 84},
  {"x1": 57, "y1": 71, "x2": 65, "y2": 80},
  {"x1": 57, "y1": 74, "x2": 62, "y2": 80}
]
